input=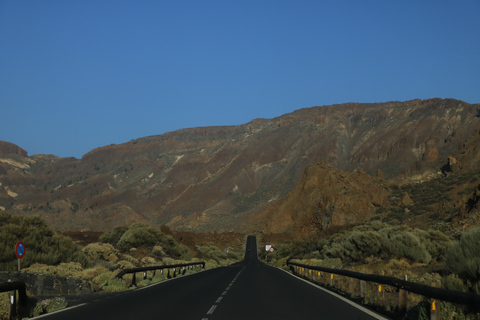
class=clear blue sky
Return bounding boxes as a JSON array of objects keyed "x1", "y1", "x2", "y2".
[{"x1": 1, "y1": 1, "x2": 479, "y2": 158}]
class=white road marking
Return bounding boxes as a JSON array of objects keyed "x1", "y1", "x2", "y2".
[
  {"x1": 278, "y1": 268, "x2": 389, "y2": 320},
  {"x1": 216, "y1": 297, "x2": 223, "y2": 303},
  {"x1": 207, "y1": 305, "x2": 217, "y2": 314},
  {"x1": 222, "y1": 290, "x2": 228, "y2": 296}
]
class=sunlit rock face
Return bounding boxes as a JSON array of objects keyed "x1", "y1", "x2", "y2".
[{"x1": 1, "y1": 98, "x2": 479, "y2": 233}]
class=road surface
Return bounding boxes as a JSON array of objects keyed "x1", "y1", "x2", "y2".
[{"x1": 33, "y1": 236, "x2": 388, "y2": 319}]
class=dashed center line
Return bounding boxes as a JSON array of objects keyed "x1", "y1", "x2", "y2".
[
  {"x1": 207, "y1": 305, "x2": 217, "y2": 315},
  {"x1": 203, "y1": 266, "x2": 246, "y2": 319}
]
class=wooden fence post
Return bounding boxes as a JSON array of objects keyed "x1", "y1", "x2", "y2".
[{"x1": 430, "y1": 280, "x2": 441, "y2": 320}]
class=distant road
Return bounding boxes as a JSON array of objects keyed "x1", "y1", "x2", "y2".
[{"x1": 33, "y1": 236, "x2": 387, "y2": 320}]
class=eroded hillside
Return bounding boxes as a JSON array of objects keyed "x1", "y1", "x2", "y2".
[{"x1": 1, "y1": 98, "x2": 479, "y2": 233}]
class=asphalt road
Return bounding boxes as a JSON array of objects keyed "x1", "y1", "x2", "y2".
[{"x1": 33, "y1": 236, "x2": 388, "y2": 320}]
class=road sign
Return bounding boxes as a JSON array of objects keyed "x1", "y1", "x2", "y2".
[
  {"x1": 269, "y1": 247, "x2": 275, "y2": 253},
  {"x1": 265, "y1": 245, "x2": 271, "y2": 251},
  {"x1": 15, "y1": 241, "x2": 25, "y2": 259}
]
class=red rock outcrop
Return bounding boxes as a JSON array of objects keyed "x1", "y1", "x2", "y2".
[{"x1": 245, "y1": 162, "x2": 390, "y2": 236}]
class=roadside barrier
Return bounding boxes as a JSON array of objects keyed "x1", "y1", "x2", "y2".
[
  {"x1": 115, "y1": 262, "x2": 205, "y2": 286},
  {"x1": 287, "y1": 261, "x2": 480, "y2": 318},
  {"x1": 0, "y1": 280, "x2": 27, "y2": 319}
]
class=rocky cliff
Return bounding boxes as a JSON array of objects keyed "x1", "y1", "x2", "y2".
[
  {"x1": 0, "y1": 141, "x2": 27, "y2": 157},
  {"x1": 1, "y1": 98, "x2": 479, "y2": 233},
  {"x1": 245, "y1": 161, "x2": 391, "y2": 235}
]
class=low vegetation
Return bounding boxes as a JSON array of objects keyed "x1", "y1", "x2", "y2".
[
  {"x1": 265, "y1": 222, "x2": 480, "y2": 319},
  {"x1": 0, "y1": 213, "x2": 89, "y2": 271},
  {"x1": 0, "y1": 215, "x2": 242, "y2": 319},
  {"x1": 444, "y1": 227, "x2": 480, "y2": 294}
]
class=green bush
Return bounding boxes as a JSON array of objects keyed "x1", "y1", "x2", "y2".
[
  {"x1": 82, "y1": 243, "x2": 119, "y2": 262},
  {"x1": 415, "y1": 229, "x2": 452, "y2": 261},
  {"x1": 324, "y1": 231, "x2": 382, "y2": 262},
  {"x1": 444, "y1": 228, "x2": 480, "y2": 293},
  {"x1": 318, "y1": 223, "x2": 449, "y2": 264},
  {"x1": 380, "y1": 230, "x2": 431, "y2": 263},
  {"x1": 0, "y1": 213, "x2": 89, "y2": 270},
  {"x1": 151, "y1": 273, "x2": 166, "y2": 283},
  {"x1": 117, "y1": 223, "x2": 161, "y2": 251},
  {"x1": 99, "y1": 226, "x2": 128, "y2": 245},
  {"x1": 197, "y1": 246, "x2": 227, "y2": 263},
  {"x1": 442, "y1": 274, "x2": 465, "y2": 292},
  {"x1": 102, "y1": 278, "x2": 128, "y2": 292}
]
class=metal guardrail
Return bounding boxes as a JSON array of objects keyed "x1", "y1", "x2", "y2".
[
  {"x1": 115, "y1": 262, "x2": 205, "y2": 286},
  {"x1": 0, "y1": 281, "x2": 27, "y2": 319},
  {"x1": 287, "y1": 261, "x2": 480, "y2": 310}
]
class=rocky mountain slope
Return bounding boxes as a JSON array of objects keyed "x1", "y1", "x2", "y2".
[{"x1": 1, "y1": 98, "x2": 479, "y2": 233}]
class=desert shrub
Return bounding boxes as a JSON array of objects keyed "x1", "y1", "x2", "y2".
[
  {"x1": 440, "y1": 301, "x2": 468, "y2": 320},
  {"x1": 324, "y1": 231, "x2": 382, "y2": 262},
  {"x1": 82, "y1": 243, "x2": 119, "y2": 262},
  {"x1": 318, "y1": 223, "x2": 452, "y2": 264},
  {"x1": 98, "y1": 226, "x2": 128, "y2": 245},
  {"x1": 204, "y1": 260, "x2": 219, "y2": 269},
  {"x1": 81, "y1": 266, "x2": 109, "y2": 280},
  {"x1": 117, "y1": 223, "x2": 161, "y2": 251},
  {"x1": 92, "y1": 271, "x2": 117, "y2": 287},
  {"x1": 152, "y1": 273, "x2": 166, "y2": 283},
  {"x1": 197, "y1": 246, "x2": 227, "y2": 263},
  {"x1": 415, "y1": 229, "x2": 452, "y2": 261},
  {"x1": 274, "y1": 237, "x2": 329, "y2": 259},
  {"x1": 442, "y1": 274, "x2": 465, "y2": 292},
  {"x1": 405, "y1": 300, "x2": 429, "y2": 320},
  {"x1": 151, "y1": 245, "x2": 166, "y2": 258},
  {"x1": 33, "y1": 298, "x2": 68, "y2": 316},
  {"x1": 102, "y1": 278, "x2": 128, "y2": 292},
  {"x1": 165, "y1": 243, "x2": 192, "y2": 261},
  {"x1": 0, "y1": 213, "x2": 89, "y2": 270},
  {"x1": 24, "y1": 262, "x2": 83, "y2": 278},
  {"x1": 444, "y1": 228, "x2": 480, "y2": 293},
  {"x1": 380, "y1": 230, "x2": 431, "y2": 263},
  {"x1": 116, "y1": 260, "x2": 135, "y2": 270},
  {"x1": 137, "y1": 279, "x2": 151, "y2": 288},
  {"x1": 122, "y1": 254, "x2": 139, "y2": 265},
  {"x1": 141, "y1": 257, "x2": 157, "y2": 265},
  {"x1": 226, "y1": 251, "x2": 240, "y2": 260}
]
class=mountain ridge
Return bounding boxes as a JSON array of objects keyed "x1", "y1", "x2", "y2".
[{"x1": 1, "y1": 98, "x2": 479, "y2": 234}]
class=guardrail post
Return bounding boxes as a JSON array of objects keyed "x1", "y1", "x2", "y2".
[
  {"x1": 8, "y1": 285, "x2": 16, "y2": 320},
  {"x1": 360, "y1": 269, "x2": 367, "y2": 299},
  {"x1": 399, "y1": 275, "x2": 408, "y2": 314},
  {"x1": 430, "y1": 280, "x2": 441, "y2": 320},
  {"x1": 378, "y1": 284, "x2": 384, "y2": 306},
  {"x1": 379, "y1": 272, "x2": 385, "y2": 306},
  {"x1": 348, "y1": 273, "x2": 355, "y2": 297},
  {"x1": 132, "y1": 273, "x2": 137, "y2": 286}
]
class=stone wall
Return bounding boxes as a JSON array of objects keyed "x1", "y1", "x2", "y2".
[{"x1": 0, "y1": 272, "x2": 91, "y2": 296}]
